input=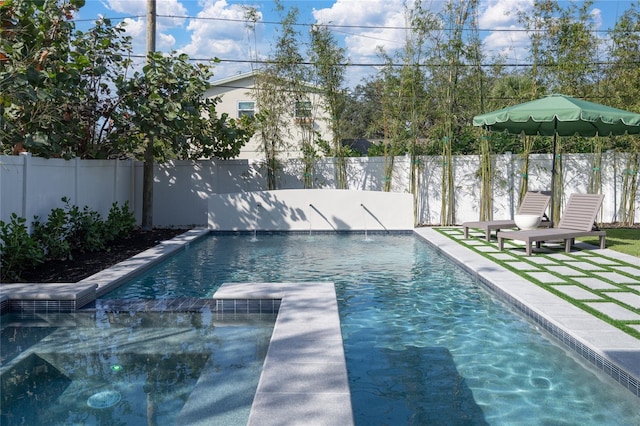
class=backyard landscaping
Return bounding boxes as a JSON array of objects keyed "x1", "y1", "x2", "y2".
[
  {"x1": 580, "y1": 227, "x2": 640, "y2": 258},
  {"x1": 18, "y1": 228, "x2": 187, "y2": 283},
  {"x1": 13, "y1": 225, "x2": 638, "y2": 285}
]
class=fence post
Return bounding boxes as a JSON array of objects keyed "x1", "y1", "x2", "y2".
[
  {"x1": 74, "y1": 157, "x2": 81, "y2": 206},
  {"x1": 506, "y1": 152, "x2": 515, "y2": 218},
  {"x1": 21, "y1": 153, "x2": 31, "y2": 231}
]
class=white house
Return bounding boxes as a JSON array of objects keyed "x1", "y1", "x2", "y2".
[{"x1": 205, "y1": 71, "x2": 333, "y2": 160}]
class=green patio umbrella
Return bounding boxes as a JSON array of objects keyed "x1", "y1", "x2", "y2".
[{"x1": 473, "y1": 93, "x2": 640, "y2": 223}]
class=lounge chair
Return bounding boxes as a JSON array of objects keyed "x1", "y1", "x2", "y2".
[
  {"x1": 497, "y1": 193, "x2": 606, "y2": 256},
  {"x1": 462, "y1": 191, "x2": 551, "y2": 241}
]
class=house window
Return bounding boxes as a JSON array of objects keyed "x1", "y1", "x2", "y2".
[
  {"x1": 294, "y1": 101, "x2": 312, "y2": 118},
  {"x1": 238, "y1": 101, "x2": 255, "y2": 118}
]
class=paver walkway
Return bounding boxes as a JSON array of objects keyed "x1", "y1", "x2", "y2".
[{"x1": 436, "y1": 227, "x2": 640, "y2": 339}]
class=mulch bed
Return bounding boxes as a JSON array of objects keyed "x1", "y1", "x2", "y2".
[{"x1": 17, "y1": 228, "x2": 188, "y2": 283}]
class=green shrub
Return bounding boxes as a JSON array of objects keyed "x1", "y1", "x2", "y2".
[
  {"x1": 32, "y1": 207, "x2": 72, "y2": 260},
  {"x1": 0, "y1": 213, "x2": 45, "y2": 281},
  {"x1": 103, "y1": 201, "x2": 137, "y2": 242},
  {"x1": 62, "y1": 197, "x2": 105, "y2": 253},
  {"x1": 1, "y1": 198, "x2": 138, "y2": 280}
]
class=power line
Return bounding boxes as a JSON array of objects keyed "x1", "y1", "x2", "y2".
[
  {"x1": 156, "y1": 13, "x2": 625, "y2": 34},
  {"x1": 210, "y1": 57, "x2": 640, "y2": 69},
  {"x1": 126, "y1": 52, "x2": 640, "y2": 69},
  {"x1": 71, "y1": 13, "x2": 634, "y2": 35}
]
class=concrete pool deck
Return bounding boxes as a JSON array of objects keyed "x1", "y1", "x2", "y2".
[
  {"x1": 1, "y1": 226, "x2": 639, "y2": 424},
  {"x1": 213, "y1": 282, "x2": 353, "y2": 426},
  {"x1": 414, "y1": 227, "x2": 640, "y2": 397}
]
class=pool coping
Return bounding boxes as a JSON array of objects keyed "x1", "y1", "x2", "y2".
[
  {"x1": 414, "y1": 227, "x2": 640, "y2": 397},
  {"x1": 214, "y1": 282, "x2": 354, "y2": 426},
  {"x1": 0, "y1": 229, "x2": 209, "y2": 311},
  {"x1": 2, "y1": 226, "x2": 639, "y2": 421},
  {"x1": 1, "y1": 229, "x2": 355, "y2": 425}
]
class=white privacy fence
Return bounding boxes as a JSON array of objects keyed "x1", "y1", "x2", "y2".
[{"x1": 1, "y1": 152, "x2": 637, "y2": 228}]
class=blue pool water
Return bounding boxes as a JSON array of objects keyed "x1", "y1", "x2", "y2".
[
  {"x1": 106, "y1": 233, "x2": 639, "y2": 423},
  {"x1": 0, "y1": 310, "x2": 274, "y2": 425}
]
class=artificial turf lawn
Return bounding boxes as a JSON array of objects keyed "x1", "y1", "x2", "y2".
[
  {"x1": 580, "y1": 227, "x2": 640, "y2": 258},
  {"x1": 434, "y1": 227, "x2": 640, "y2": 341}
]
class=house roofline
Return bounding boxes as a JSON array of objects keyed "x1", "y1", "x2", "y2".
[
  {"x1": 210, "y1": 70, "x2": 323, "y2": 92},
  {"x1": 209, "y1": 70, "x2": 258, "y2": 87}
]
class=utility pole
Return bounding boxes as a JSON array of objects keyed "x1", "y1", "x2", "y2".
[
  {"x1": 142, "y1": 0, "x2": 156, "y2": 230},
  {"x1": 146, "y1": 0, "x2": 156, "y2": 54}
]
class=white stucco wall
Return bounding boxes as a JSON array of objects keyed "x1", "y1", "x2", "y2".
[{"x1": 208, "y1": 189, "x2": 415, "y2": 231}]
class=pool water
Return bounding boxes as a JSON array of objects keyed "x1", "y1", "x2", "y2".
[
  {"x1": 104, "y1": 232, "x2": 640, "y2": 424},
  {"x1": 0, "y1": 310, "x2": 274, "y2": 426}
]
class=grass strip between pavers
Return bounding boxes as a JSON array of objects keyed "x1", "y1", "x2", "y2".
[{"x1": 434, "y1": 227, "x2": 640, "y2": 341}]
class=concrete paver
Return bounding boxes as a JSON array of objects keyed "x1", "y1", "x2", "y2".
[
  {"x1": 416, "y1": 226, "x2": 640, "y2": 399},
  {"x1": 525, "y1": 272, "x2": 567, "y2": 283},
  {"x1": 550, "y1": 285, "x2": 601, "y2": 300},
  {"x1": 503, "y1": 261, "x2": 540, "y2": 270},
  {"x1": 604, "y1": 292, "x2": 640, "y2": 309},
  {"x1": 593, "y1": 272, "x2": 640, "y2": 284},
  {"x1": 563, "y1": 261, "x2": 607, "y2": 271},
  {"x1": 612, "y1": 266, "x2": 640, "y2": 276},
  {"x1": 572, "y1": 277, "x2": 620, "y2": 290},
  {"x1": 545, "y1": 265, "x2": 587, "y2": 276},
  {"x1": 584, "y1": 302, "x2": 640, "y2": 321}
]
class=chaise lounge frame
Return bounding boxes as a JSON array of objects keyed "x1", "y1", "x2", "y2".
[
  {"x1": 462, "y1": 191, "x2": 551, "y2": 241},
  {"x1": 496, "y1": 193, "x2": 606, "y2": 256}
]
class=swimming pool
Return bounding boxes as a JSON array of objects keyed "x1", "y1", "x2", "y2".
[
  {"x1": 0, "y1": 309, "x2": 275, "y2": 425},
  {"x1": 104, "y1": 233, "x2": 640, "y2": 424}
]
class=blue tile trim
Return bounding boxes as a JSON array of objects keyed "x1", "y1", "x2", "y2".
[{"x1": 476, "y1": 275, "x2": 640, "y2": 398}]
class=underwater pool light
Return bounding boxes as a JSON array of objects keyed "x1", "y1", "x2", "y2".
[{"x1": 87, "y1": 390, "x2": 121, "y2": 409}]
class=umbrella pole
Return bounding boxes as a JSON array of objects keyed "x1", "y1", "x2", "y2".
[{"x1": 550, "y1": 119, "x2": 558, "y2": 227}]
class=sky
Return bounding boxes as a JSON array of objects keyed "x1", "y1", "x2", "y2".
[{"x1": 74, "y1": 0, "x2": 636, "y2": 87}]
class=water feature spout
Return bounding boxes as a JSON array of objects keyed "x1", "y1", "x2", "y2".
[
  {"x1": 361, "y1": 204, "x2": 370, "y2": 241},
  {"x1": 252, "y1": 202, "x2": 262, "y2": 241},
  {"x1": 361, "y1": 203, "x2": 389, "y2": 235},
  {"x1": 308, "y1": 203, "x2": 337, "y2": 231}
]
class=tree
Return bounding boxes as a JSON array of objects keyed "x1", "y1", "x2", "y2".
[
  {"x1": 251, "y1": 1, "x2": 305, "y2": 190},
  {"x1": 1, "y1": 0, "x2": 88, "y2": 156},
  {"x1": 2, "y1": 1, "x2": 252, "y2": 230},
  {"x1": 376, "y1": 51, "x2": 410, "y2": 192},
  {"x1": 1, "y1": 1, "x2": 132, "y2": 159},
  {"x1": 67, "y1": 18, "x2": 133, "y2": 158},
  {"x1": 520, "y1": 0, "x2": 601, "y2": 221},
  {"x1": 309, "y1": 23, "x2": 348, "y2": 188},
  {"x1": 424, "y1": 0, "x2": 480, "y2": 225},
  {"x1": 113, "y1": 51, "x2": 252, "y2": 228},
  {"x1": 340, "y1": 80, "x2": 385, "y2": 141},
  {"x1": 606, "y1": 1, "x2": 640, "y2": 225}
]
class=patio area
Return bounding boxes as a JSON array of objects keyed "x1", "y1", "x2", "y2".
[{"x1": 415, "y1": 227, "x2": 640, "y2": 398}]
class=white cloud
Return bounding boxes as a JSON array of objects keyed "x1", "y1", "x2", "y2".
[
  {"x1": 100, "y1": 0, "x2": 188, "y2": 56},
  {"x1": 313, "y1": 0, "x2": 408, "y2": 57},
  {"x1": 121, "y1": 17, "x2": 145, "y2": 39},
  {"x1": 103, "y1": 0, "x2": 146, "y2": 15},
  {"x1": 590, "y1": 7, "x2": 603, "y2": 30},
  {"x1": 158, "y1": 32, "x2": 177, "y2": 50},
  {"x1": 181, "y1": 0, "x2": 261, "y2": 59},
  {"x1": 482, "y1": 26, "x2": 530, "y2": 62},
  {"x1": 478, "y1": 0, "x2": 532, "y2": 28},
  {"x1": 104, "y1": 0, "x2": 187, "y2": 32},
  {"x1": 478, "y1": 0, "x2": 533, "y2": 62}
]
